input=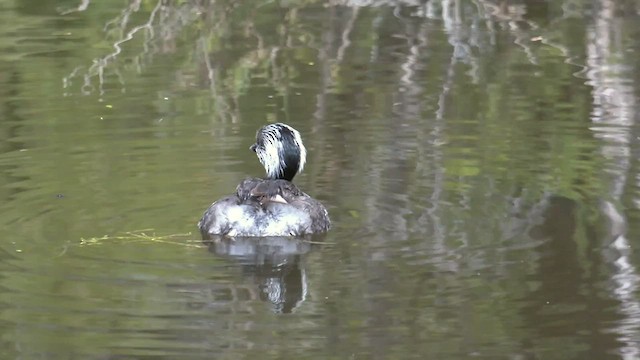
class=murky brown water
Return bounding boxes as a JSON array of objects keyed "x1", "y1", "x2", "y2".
[{"x1": 1, "y1": 0, "x2": 640, "y2": 358}]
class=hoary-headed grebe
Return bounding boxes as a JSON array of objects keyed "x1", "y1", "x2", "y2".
[{"x1": 198, "y1": 123, "x2": 331, "y2": 238}]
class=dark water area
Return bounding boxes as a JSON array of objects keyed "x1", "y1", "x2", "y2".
[{"x1": 1, "y1": 0, "x2": 640, "y2": 358}]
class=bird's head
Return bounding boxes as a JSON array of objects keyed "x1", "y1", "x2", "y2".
[{"x1": 249, "y1": 123, "x2": 306, "y2": 181}]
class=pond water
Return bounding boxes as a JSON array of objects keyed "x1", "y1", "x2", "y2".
[{"x1": 1, "y1": 0, "x2": 640, "y2": 358}]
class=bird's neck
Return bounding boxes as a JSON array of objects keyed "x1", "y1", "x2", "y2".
[
  {"x1": 267, "y1": 170, "x2": 296, "y2": 182},
  {"x1": 279, "y1": 166, "x2": 297, "y2": 182}
]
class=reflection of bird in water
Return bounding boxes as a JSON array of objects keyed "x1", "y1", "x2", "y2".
[
  {"x1": 254, "y1": 259, "x2": 306, "y2": 314},
  {"x1": 208, "y1": 236, "x2": 317, "y2": 313},
  {"x1": 199, "y1": 123, "x2": 330, "y2": 238}
]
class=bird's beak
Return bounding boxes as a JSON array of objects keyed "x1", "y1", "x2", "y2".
[{"x1": 249, "y1": 144, "x2": 257, "y2": 152}]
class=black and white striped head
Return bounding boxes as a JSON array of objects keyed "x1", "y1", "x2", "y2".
[{"x1": 249, "y1": 123, "x2": 306, "y2": 181}]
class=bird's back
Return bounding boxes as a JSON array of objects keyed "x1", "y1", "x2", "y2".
[{"x1": 198, "y1": 178, "x2": 330, "y2": 238}]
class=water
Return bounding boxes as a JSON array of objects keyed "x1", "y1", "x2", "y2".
[{"x1": 1, "y1": 0, "x2": 639, "y2": 358}]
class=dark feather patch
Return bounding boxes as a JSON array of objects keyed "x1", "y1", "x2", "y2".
[{"x1": 277, "y1": 125, "x2": 301, "y2": 181}]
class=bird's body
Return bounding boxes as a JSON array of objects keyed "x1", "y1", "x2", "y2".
[{"x1": 198, "y1": 123, "x2": 330, "y2": 238}]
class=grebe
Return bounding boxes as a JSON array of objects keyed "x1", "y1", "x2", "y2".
[{"x1": 198, "y1": 123, "x2": 331, "y2": 238}]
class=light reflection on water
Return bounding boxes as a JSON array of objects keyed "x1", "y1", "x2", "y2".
[{"x1": 0, "y1": 0, "x2": 639, "y2": 359}]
